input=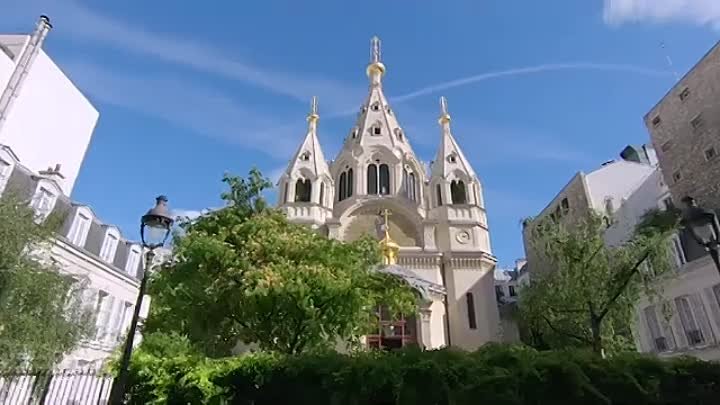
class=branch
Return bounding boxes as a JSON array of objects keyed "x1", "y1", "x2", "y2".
[
  {"x1": 549, "y1": 305, "x2": 587, "y2": 314},
  {"x1": 541, "y1": 314, "x2": 591, "y2": 344},
  {"x1": 596, "y1": 249, "x2": 651, "y2": 321}
]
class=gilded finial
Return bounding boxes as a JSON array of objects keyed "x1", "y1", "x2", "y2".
[
  {"x1": 438, "y1": 96, "x2": 451, "y2": 124},
  {"x1": 306, "y1": 96, "x2": 319, "y2": 123},
  {"x1": 378, "y1": 208, "x2": 399, "y2": 265},
  {"x1": 366, "y1": 36, "x2": 386, "y2": 79}
]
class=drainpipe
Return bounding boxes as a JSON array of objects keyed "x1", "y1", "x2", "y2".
[{"x1": 0, "y1": 15, "x2": 52, "y2": 133}]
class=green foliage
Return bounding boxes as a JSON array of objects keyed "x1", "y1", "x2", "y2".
[
  {"x1": 124, "y1": 344, "x2": 720, "y2": 405},
  {"x1": 0, "y1": 193, "x2": 94, "y2": 369},
  {"x1": 146, "y1": 169, "x2": 416, "y2": 356},
  {"x1": 519, "y1": 209, "x2": 680, "y2": 355}
]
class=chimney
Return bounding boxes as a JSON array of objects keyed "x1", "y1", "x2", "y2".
[{"x1": 39, "y1": 163, "x2": 65, "y2": 188}]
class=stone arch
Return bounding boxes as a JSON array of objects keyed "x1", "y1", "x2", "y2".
[{"x1": 338, "y1": 199, "x2": 423, "y2": 247}]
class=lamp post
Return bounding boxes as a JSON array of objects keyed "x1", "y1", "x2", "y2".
[
  {"x1": 680, "y1": 196, "x2": 720, "y2": 275},
  {"x1": 108, "y1": 196, "x2": 174, "y2": 405}
]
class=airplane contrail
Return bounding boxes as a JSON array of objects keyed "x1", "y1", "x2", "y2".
[{"x1": 391, "y1": 63, "x2": 671, "y2": 103}]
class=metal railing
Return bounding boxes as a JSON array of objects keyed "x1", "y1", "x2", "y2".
[{"x1": 0, "y1": 369, "x2": 112, "y2": 405}]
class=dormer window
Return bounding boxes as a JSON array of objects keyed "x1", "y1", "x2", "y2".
[
  {"x1": 447, "y1": 153, "x2": 458, "y2": 164},
  {"x1": 351, "y1": 128, "x2": 358, "y2": 139},
  {"x1": 300, "y1": 151, "x2": 311, "y2": 161},
  {"x1": 394, "y1": 128, "x2": 404, "y2": 141},
  {"x1": 126, "y1": 247, "x2": 142, "y2": 276},
  {"x1": 68, "y1": 211, "x2": 92, "y2": 246},
  {"x1": 373, "y1": 127, "x2": 382, "y2": 136},
  {"x1": 31, "y1": 186, "x2": 56, "y2": 217},
  {"x1": 99, "y1": 231, "x2": 119, "y2": 262},
  {"x1": 371, "y1": 102, "x2": 380, "y2": 111},
  {"x1": 386, "y1": 105, "x2": 393, "y2": 115}
]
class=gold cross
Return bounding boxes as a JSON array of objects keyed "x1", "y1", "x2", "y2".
[{"x1": 381, "y1": 209, "x2": 392, "y2": 239}]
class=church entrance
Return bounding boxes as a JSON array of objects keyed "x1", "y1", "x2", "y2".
[{"x1": 366, "y1": 306, "x2": 417, "y2": 350}]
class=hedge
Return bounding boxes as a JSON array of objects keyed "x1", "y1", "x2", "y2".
[{"x1": 125, "y1": 344, "x2": 720, "y2": 405}]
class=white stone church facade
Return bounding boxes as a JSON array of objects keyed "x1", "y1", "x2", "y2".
[{"x1": 277, "y1": 37, "x2": 500, "y2": 351}]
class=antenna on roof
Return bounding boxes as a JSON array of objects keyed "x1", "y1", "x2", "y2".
[{"x1": 660, "y1": 42, "x2": 679, "y2": 81}]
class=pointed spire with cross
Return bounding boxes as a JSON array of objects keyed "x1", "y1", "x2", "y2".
[
  {"x1": 366, "y1": 36, "x2": 386, "y2": 81},
  {"x1": 377, "y1": 208, "x2": 399, "y2": 265},
  {"x1": 306, "y1": 96, "x2": 319, "y2": 127},
  {"x1": 439, "y1": 96, "x2": 451, "y2": 125}
]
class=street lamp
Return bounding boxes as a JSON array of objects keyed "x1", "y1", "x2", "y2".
[
  {"x1": 109, "y1": 195, "x2": 174, "y2": 405},
  {"x1": 680, "y1": 196, "x2": 720, "y2": 275}
]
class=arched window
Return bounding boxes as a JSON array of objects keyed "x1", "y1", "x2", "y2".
[
  {"x1": 367, "y1": 164, "x2": 378, "y2": 194},
  {"x1": 436, "y1": 184, "x2": 443, "y2": 207},
  {"x1": 450, "y1": 180, "x2": 467, "y2": 204},
  {"x1": 338, "y1": 172, "x2": 347, "y2": 201},
  {"x1": 295, "y1": 179, "x2": 311, "y2": 202},
  {"x1": 379, "y1": 164, "x2": 390, "y2": 195},
  {"x1": 319, "y1": 182, "x2": 325, "y2": 206},
  {"x1": 347, "y1": 169, "x2": 354, "y2": 198},
  {"x1": 408, "y1": 172, "x2": 416, "y2": 201},
  {"x1": 283, "y1": 182, "x2": 289, "y2": 203},
  {"x1": 466, "y1": 292, "x2": 477, "y2": 329}
]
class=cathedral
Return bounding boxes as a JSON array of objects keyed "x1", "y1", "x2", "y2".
[{"x1": 277, "y1": 37, "x2": 500, "y2": 351}]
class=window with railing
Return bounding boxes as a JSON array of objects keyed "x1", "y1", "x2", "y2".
[{"x1": 366, "y1": 306, "x2": 417, "y2": 350}]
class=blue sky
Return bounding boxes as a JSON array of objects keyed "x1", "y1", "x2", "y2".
[{"x1": 3, "y1": 0, "x2": 719, "y2": 268}]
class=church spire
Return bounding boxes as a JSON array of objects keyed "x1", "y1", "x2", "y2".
[
  {"x1": 432, "y1": 96, "x2": 477, "y2": 180},
  {"x1": 439, "y1": 96, "x2": 451, "y2": 127},
  {"x1": 366, "y1": 35, "x2": 386, "y2": 86},
  {"x1": 306, "y1": 95, "x2": 319, "y2": 131}
]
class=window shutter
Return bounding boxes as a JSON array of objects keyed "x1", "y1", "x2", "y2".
[{"x1": 690, "y1": 294, "x2": 715, "y2": 344}]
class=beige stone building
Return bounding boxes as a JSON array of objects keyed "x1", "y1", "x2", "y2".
[{"x1": 276, "y1": 37, "x2": 500, "y2": 350}]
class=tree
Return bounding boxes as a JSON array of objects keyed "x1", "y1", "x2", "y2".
[
  {"x1": 0, "y1": 193, "x2": 93, "y2": 369},
  {"x1": 146, "y1": 169, "x2": 416, "y2": 356},
  {"x1": 518, "y1": 209, "x2": 680, "y2": 356}
]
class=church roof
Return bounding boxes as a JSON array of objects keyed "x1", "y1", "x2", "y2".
[
  {"x1": 431, "y1": 96, "x2": 478, "y2": 180},
  {"x1": 281, "y1": 96, "x2": 331, "y2": 182},
  {"x1": 378, "y1": 264, "x2": 446, "y2": 300},
  {"x1": 336, "y1": 37, "x2": 419, "y2": 162}
]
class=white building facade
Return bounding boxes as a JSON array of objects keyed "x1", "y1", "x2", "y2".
[
  {"x1": 605, "y1": 169, "x2": 720, "y2": 361},
  {"x1": 276, "y1": 37, "x2": 500, "y2": 351},
  {"x1": 0, "y1": 16, "x2": 142, "y2": 369},
  {"x1": 0, "y1": 16, "x2": 99, "y2": 196}
]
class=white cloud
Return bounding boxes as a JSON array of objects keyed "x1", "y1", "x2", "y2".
[
  {"x1": 603, "y1": 0, "x2": 720, "y2": 29},
  {"x1": 7, "y1": 0, "x2": 362, "y2": 110}
]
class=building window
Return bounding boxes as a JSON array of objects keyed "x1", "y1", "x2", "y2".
[
  {"x1": 395, "y1": 128, "x2": 404, "y2": 141},
  {"x1": 299, "y1": 151, "x2": 311, "y2": 161},
  {"x1": 674, "y1": 296, "x2": 705, "y2": 346},
  {"x1": 660, "y1": 140, "x2": 673, "y2": 152},
  {"x1": 643, "y1": 305, "x2": 673, "y2": 352},
  {"x1": 670, "y1": 234, "x2": 686, "y2": 269},
  {"x1": 679, "y1": 87, "x2": 690, "y2": 101},
  {"x1": 450, "y1": 180, "x2": 467, "y2": 204},
  {"x1": 371, "y1": 102, "x2": 380, "y2": 111},
  {"x1": 319, "y1": 182, "x2": 325, "y2": 206},
  {"x1": 126, "y1": 249, "x2": 141, "y2": 276},
  {"x1": 691, "y1": 114, "x2": 705, "y2": 131},
  {"x1": 466, "y1": 293, "x2": 477, "y2": 329},
  {"x1": 436, "y1": 184, "x2": 443, "y2": 207},
  {"x1": 283, "y1": 182, "x2": 289, "y2": 203},
  {"x1": 366, "y1": 306, "x2": 417, "y2": 351},
  {"x1": 95, "y1": 290, "x2": 111, "y2": 340},
  {"x1": 99, "y1": 233, "x2": 119, "y2": 262},
  {"x1": 347, "y1": 169, "x2": 354, "y2": 198},
  {"x1": 494, "y1": 285, "x2": 504, "y2": 300},
  {"x1": 561, "y1": 198, "x2": 570, "y2": 214},
  {"x1": 407, "y1": 172, "x2": 417, "y2": 201},
  {"x1": 652, "y1": 116, "x2": 661, "y2": 127},
  {"x1": 68, "y1": 212, "x2": 91, "y2": 246},
  {"x1": 379, "y1": 164, "x2": 390, "y2": 195},
  {"x1": 294, "y1": 179, "x2": 312, "y2": 202},
  {"x1": 447, "y1": 153, "x2": 457, "y2": 163},
  {"x1": 32, "y1": 187, "x2": 55, "y2": 215},
  {"x1": 662, "y1": 197, "x2": 674, "y2": 211},
  {"x1": 367, "y1": 164, "x2": 378, "y2": 194},
  {"x1": 509, "y1": 285, "x2": 517, "y2": 297},
  {"x1": 373, "y1": 127, "x2": 382, "y2": 136},
  {"x1": 672, "y1": 170, "x2": 682, "y2": 182},
  {"x1": 351, "y1": 128, "x2": 358, "y2": 139},
  {"x1": 604, "y1": 197, "x2": 615, "y2": 216},
  {"x1": 338, "y1": 172, "x2": 347, "y2": 201},
  {"x1": 705, "y1": 147, "x2": 717, "y2": 161}
]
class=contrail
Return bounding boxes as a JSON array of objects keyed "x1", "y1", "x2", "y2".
[{"x1": 391, "y1": 63, "x2": 671, "y2": 103}]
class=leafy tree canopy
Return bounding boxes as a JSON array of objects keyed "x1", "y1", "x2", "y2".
[
  {"x1": 146, "y1": 169, "x2": 417, "y2": 356},
  {"x1": 0, "y1": 193, "x2": 93, "y2": 369},
  {"x1": 519, "y1": 209, "x2": 680, "y2": 355}
]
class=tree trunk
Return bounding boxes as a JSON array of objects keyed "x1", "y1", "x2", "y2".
[{"x1": 590, "y1": 315, "x2": 604, "y2": 358}]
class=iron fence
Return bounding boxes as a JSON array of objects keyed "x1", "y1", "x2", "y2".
[{"x1": 0, "y1": 369, "x2": 112, "y2": 405}]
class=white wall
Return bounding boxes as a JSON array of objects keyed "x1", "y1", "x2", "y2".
[
  {"x1": 604, "y1": 170, "x2": 666, "y2": 246},
  {"x1": 585, "y1": 161, "x2": 656, "y2": 213},
  {"x1": 0, "y1": 50, "x2": 98, "y2": 196}
]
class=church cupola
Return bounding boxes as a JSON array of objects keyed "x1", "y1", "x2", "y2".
[
  {"x1": 430, "y1": 97, "x2": 484, "y2": 208},
  {"x1": 278, "y1": 97, "x2": 333, "y2": 227}
]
